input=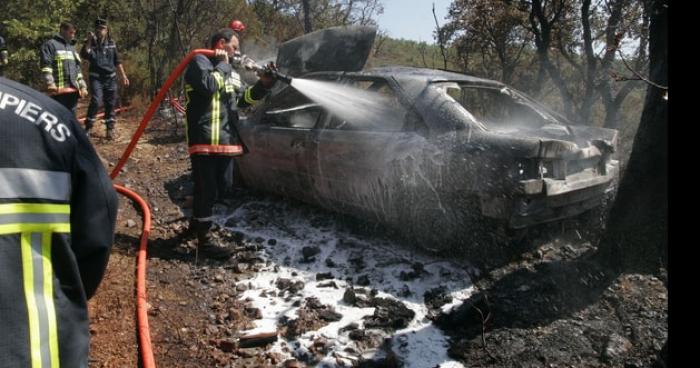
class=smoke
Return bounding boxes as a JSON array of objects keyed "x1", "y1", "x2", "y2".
[
  {"x1": 289, "y1": 78, "x2": 405, "y2": 130},
  {"x1": 238, "y1": 36, "x2": 280, "y2": 84}
]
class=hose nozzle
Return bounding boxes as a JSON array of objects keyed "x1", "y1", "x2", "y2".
[{"x1": 272, "y1": 71, "x2": 293, "y2": 85}]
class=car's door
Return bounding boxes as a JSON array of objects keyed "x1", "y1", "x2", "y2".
[
  {"x1": 312, "y1": 78, "x2": 431, "y2": 224},
  {"x1": 236, "y1": 86, "x2": 322, "y2": 200}
]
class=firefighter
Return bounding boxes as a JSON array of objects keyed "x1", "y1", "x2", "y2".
[
  {"x1": 184, "y1": 28, "x2": 276, "y2": 259},
  {"x1": 0, "y1": 76, "x2": 118, "y2": 367},
  {"x1": 80, "y1": 18, "x2": 129, "y2": 140},
  {"x1": 0, "y1": 34, "x2": 8, "y2": 76},
  {"x1": 40, "y1": 21, "x2": 88, "y2": 114}
]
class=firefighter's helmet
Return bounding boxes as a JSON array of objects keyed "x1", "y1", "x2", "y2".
[{"x1": 228, "y1": 20, "x2": 246, "y2": 33}]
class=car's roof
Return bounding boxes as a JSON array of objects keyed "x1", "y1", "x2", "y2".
[
  {"x1": 306, "y1": 66, "x2": 504, "y2": 86},
  {"x1": 304, "y1": 66, "x2": 506, "y2": 102}
]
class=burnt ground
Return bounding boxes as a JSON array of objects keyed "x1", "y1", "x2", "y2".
[{"x1": 86, "y1": 107, "x2": 667, "y2": 368}]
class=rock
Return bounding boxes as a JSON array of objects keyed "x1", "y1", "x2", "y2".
[
  {"x1": 317, "y1": 281, "x2": 338, "y2": 289},
  {"x1": 424, "y1": 286, "x2": 453, "y2": 310},
  {"x1": 211, "y1": 338, "x2": 237, "y2": 352},
  {"x1": 343, "y1": 288, "x2": 357, "y2": 305},
  {"x1": 302, "y1": 246, "x2": 321, "y2": 260},
  {"x1": 340, "y1": 322, "x2": 359, "y2": 333},
  {"x1": 356, "y1": 275, "x2": 371, "y2": 286},
  {"x1": 316, "y1": 272, "x2": 334, "y2": 281},
  {"x1": 236, "y1": 284, "x2": 248, "y2": 292},
  {"x1": 325, "y1": 258, "x2": 337, "y2": 267},
  {"x1": 276, "y1": 278, "x2": 305, "y2": 294},
  {"x1": 343, "y1": 288, "x2": 373, "y2": 307},
  {"x1": 398, "y1": 285, "x2": 412, "y2": 297},
  {"x1": 364, "y1": 298, "x2": 415, "y2": 330},
  {"x1": 603, "y1": 333, "x2": 632, "y2": 362},
  {"x1": 126, "y1": 219, "x2": 137, "y2": 228},
  {"x1": 349, "y1": 329, "x2": 366, "y2": 341},
  {"x1": 318, "y1": 309, "x2": 343, "y2": 322},
  {"x1": 238, "y1": 330, "x2": 278, "y2": 348},
  {"x1": 268, "y1": 238, "x2": 277, "y2": 245},
  {"x1": 284, "y1": 359, "x2": 302, "y2": 368},
  {"x1": 304, "y1": 297, "x2": 324, "y2": 309}
]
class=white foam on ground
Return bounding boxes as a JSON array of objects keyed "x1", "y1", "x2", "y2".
[{"x1": 219, "y1": 199, "x2": 474, "y2": 367}]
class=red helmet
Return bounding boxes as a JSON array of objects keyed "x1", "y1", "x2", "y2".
[{"x1": 228, "y1": 20, "x2": 246, "y2": 33}]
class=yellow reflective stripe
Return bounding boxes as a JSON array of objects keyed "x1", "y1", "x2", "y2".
[
  {"x1": 56, "y1": 59, "x2": 63, "y2": 89},
  {"x1": 211, "y1": 91, "x2": 220, "y2": 145},
  {"x1": 21, "y1": 232, "x2": 42, "y2": 368},
  {"x1": 212, "y1": 71, "x2": 224, "y2": 89},
  {"x1": 244, "y1": 87, "x2": 257, "y2": 105},
  {"x1": 41, "y1": 67, "x2": 53, "y2": 73},
  {"x1": 0, "y1": 203, "x2": 70, "y2": 215},
  {"x1": 42, "y1": 232, "x2": 60, "y2": 368},
  {"x1": 0, "y1": 223, "x2": 70, "y2": 235}
]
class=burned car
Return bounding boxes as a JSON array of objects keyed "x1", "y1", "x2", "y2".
[{"x1": 233, "y1": 27, "x2": 619, "y2": 254}]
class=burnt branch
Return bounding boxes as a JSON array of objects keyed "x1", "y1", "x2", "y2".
[{"x1": 617, "y1": 49, "x2": 667, "y2": 90}]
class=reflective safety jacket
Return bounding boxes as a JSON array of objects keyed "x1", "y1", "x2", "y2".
[
  {"x1": 40, "y1": 35, "x2": 86, "y2": 90},
  {"x1": 0, "y1": 77, "x2": 118, "y2": 368},
  {"x1": 184, "y1": 54, "x2": 268, "y2": 156}
]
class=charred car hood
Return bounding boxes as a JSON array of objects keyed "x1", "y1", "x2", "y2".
[{"x1": 276, "y1": 25, "x2": 377, "y2": 77}]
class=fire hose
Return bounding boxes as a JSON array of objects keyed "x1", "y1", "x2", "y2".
[{"x1": 109, "y1": 49, "x2": 292, "y2": 367}]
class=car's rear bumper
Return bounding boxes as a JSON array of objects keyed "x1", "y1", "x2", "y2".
[{"x1": 480, "y1": 160, "x2": 619, "y2": 229}]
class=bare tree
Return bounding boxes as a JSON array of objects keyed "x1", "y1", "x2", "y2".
[{"x1": 433, "y1": 2, "x2": 449, "y2": 70}]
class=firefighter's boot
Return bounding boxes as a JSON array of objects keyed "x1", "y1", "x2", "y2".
[{"x1": 196, "y1": 225, "x2": 234, "y2": 260}]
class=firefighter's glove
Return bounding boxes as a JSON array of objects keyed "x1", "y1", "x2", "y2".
[{"x1": 259, "y1": 62, "x2": 278, "y2": 89}]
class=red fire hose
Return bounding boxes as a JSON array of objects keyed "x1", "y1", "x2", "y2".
[
  {"x1": 109, "y1": 49, "x2": 215, "y2": 368},
  {"x1": 113, "y1": 184, "x2": 155, "y2": 368}
]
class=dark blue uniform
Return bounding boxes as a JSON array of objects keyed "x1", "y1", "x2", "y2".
[
  {"x1": 80, "y1": 38, "x2": 121, "y2": 131},
  {"x1": 0, "y1": 77, "x2": 118, "y2": 368}
]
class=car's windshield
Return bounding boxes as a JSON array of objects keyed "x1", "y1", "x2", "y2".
[{"x1": 432, "y1": 82, "x2": 562, "y2": 132}]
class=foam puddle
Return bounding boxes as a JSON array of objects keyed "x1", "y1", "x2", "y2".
[{"x1": 217, "y1": 199, "x2": 474, "y2": 367}]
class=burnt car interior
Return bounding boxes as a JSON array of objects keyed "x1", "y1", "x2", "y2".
[{"x1": 437, "y1": 82, "x2": 560, "y2": 132}]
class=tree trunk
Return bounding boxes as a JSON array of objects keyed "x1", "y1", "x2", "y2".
[
  {"x1": 302, "y1": 0, "x2": 313, "y2": 33},
  {"x1": 597, "y1": 0, "x2": 667, "y2": 275},
  {"x1": 579, "y1": 0, "x2": 597, "y2": 124}
]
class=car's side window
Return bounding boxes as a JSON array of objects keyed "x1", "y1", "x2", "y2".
[{"x1": 263, "y1": 87, "x2": 320, "y2": 129}]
